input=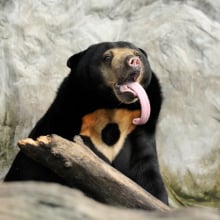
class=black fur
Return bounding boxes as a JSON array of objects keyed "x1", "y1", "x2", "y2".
[
  {"x1": 4, "y1": 41, "x2": 168, "y2": 204},
  {"x1": 102, "y1": 123, "x2": 120, "y2": 146}
]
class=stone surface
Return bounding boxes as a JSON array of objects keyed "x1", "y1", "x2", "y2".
[
  {"x1": 0, "y1": 0, "x2": 220, "y2": 207},
  {"x1": 0, "y1": 182, "x2": 219, "y2": 220}
]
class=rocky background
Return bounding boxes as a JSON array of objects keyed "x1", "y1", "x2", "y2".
[{"x1": 0, "y1": 0, "x2": 220, "y2": 210}]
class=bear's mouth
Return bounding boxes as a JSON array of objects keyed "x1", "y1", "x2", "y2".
[{"x1": 114, "y1": 82, "x2": 151, "y2": 125}]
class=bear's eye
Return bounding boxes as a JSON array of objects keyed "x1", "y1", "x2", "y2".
[
  {"x1": 103, "y1": 54, "x2": 113, "y2": 63},
  {"x1": 134, "y1": 52, "x2": 141, "y2": 58}
]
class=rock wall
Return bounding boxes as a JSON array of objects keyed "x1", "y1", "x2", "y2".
[{"x1": 0, "y1": 0, "x2": 220, "y2": 207}]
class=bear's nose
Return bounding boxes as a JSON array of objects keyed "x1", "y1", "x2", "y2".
[{"x1": 127, "y1": 56, "x2": 141, "y2": 68}]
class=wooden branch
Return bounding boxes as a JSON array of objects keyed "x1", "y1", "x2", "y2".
[{"x1": 18, "y1": 134, "x2": 170, "y2": 212}]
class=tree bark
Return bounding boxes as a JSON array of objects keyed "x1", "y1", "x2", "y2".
[{"x1": 18, "y1": 134, "x2": 170, "y2": 212}]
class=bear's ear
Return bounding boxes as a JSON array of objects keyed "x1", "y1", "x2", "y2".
[
  {"x1": 67, "y1": 50, "x2": 87, "y2": 69},
  {"x1": 138, "y1": 48, "x2": 148, "y2": 58}
]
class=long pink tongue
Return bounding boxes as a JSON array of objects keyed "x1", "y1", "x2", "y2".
[{"x1": 120, "y1": 82, "x2": 151, "y2": 125}]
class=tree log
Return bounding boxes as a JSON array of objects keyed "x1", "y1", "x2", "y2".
[{"x1": 17, "y1": 134, "x2": 170, "y2": 212}]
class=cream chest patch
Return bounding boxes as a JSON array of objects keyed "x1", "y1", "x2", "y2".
[{"x1": 80, "y1": 109, "x2": 140, "y2": 162}]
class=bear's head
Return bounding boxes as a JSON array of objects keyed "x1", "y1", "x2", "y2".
[{"x1": 67, "y1": 41, "x2": 152, "y2": 105}]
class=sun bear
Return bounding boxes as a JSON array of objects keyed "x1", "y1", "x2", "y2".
[{"x1": 4, "y1": 41, "x2": 168, "y2": 204}]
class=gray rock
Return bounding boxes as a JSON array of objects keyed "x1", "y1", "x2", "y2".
[
  {"x1": 0, "y1": 182, "x2": 219, "y2": 220},
  {"x1": 0, "y1": 0, "x2": 220, "y2": 207}
]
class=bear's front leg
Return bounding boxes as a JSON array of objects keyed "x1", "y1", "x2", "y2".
[{"x1": 129, "y1": 131, "x2": 168, "y2": 205}]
